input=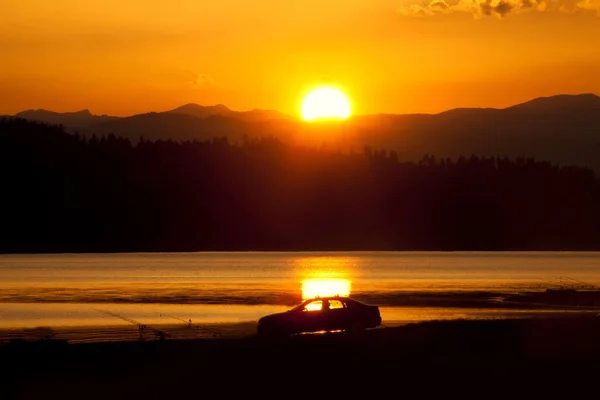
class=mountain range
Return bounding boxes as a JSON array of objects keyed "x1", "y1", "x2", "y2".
[{"x1": 7, "y1": 93, "x2": 600, "y2": 172}]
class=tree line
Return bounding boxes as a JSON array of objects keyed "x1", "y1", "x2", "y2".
[{"x1": 1, "y1": 117, "x2": 599, "y2": 252}]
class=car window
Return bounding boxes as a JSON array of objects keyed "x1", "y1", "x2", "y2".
[
  {"x1": 303, "y1": 300, "x2": 322, "y2": 311},
  {"x1": 342, "y1": 299, "x2": 356, "y2": 308},
  {"x1": 329, "y1": 300, "x2": 344, "y2": 309}
]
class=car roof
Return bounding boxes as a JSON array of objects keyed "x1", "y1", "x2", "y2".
[
  {"x1": 291, "y1": 296, "x2": 366, "y2": 311},
  {"x1": 300, "y1": 296, "x2": 364, "y2": 305}
]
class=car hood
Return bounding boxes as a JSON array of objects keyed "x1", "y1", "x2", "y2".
[{"x1": 258, "y1": 311, "x2": 290, "y2": 323}]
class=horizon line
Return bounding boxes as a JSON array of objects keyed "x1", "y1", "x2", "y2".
[{"x1": 5, "y1": 92, "x2": 599, "y2": 119}]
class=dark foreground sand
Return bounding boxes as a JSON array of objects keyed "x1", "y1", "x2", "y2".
[{"x1": 3, "y1": 315, "x2": 600, "y2": 399}]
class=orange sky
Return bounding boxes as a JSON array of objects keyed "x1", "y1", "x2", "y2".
[{"x1": 2, "y1": 0, "x2": 599, "y2": 116}]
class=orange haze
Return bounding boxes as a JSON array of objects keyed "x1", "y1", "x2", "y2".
[{"x1": 2, "y1": 0, "x2": 600, "y2": 117}]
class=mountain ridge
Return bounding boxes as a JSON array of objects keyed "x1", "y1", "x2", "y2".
[
  {"x1": 6, "y1": 93, "x2": 600, "y2": 171},
  {"x1": 10, "y1": 93, "x2": 600, "y2": 122}
]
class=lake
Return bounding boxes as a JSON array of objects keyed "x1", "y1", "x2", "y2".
[{"x1": 1, "y1": 251, "x2": 600, "y2": 330}]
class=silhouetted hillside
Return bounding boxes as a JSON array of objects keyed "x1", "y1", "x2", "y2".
[
  {"x1": 89, "y1": 113, "x2": 255, "y2": 143},
  {"x1": 14, "y1": 105, "x2": 294, "y2": 143},
  {"x1": 351, "y1": 94, "x2": 600, "y2": 171},
  {"x1": 168, "y1": 103, "x2": 233, "y2": 119},
  {"x1": 1, "y1": 117, "x2": 599, "y2": 253},
  {"x1": 167, "y1": 103, "x2": 290, "y2": 122},
  {"x1": 14, "y1": 109, "x2": 120, "y2": 129},
  {"x1": 508, "y1": 93, "x2": 600, "y2": 113},
  {"x1": 89, "y1": 112, "x2": 299, "y2": 143},
  {"x1": 11, "y1": 94, "x2": 600, "y2": 172}
]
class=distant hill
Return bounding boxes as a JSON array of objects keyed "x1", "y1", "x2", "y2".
[
  {"x1": 507, "y1": 93, "x2": 600, "y2": 113},
  {"x1": 3, "y1": 116, "x2": 600, "y2": 252},
  {"x1": 10, "y1": 93, "x2": 600, "y2": 171},
  {"x1": 167, "y1": 103, "x2": 289, "y2": 122},
  {"x1": 12, "y1": 104, "x2": 294, "y2": 142},
  {"x1": 348, "y1": 93, "x2": 600, "y2": 171},
  {"x1": 89, "y1": 113, "x2": 256, "y2": 143},
  {"x1": 14, "y1": 109, "x2": 120, "y2": 129}
]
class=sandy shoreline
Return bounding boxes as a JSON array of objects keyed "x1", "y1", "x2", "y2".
[
  {"x1": 3, "y1": 314, "x2": 600, "y2": 399},
  {"x1": 0, "y1": 321, "x2": 260, "y2": 345},
  {"x1": 2, "y1": 303, "x2": 599, "y2": 346}
]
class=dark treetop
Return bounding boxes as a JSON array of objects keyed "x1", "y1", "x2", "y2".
[{"x1": 1, "y1": 117, "x2": 599, "y2": 253}]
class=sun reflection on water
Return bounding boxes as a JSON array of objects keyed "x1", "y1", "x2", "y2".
[
  {"x1": 293, "y1": 256, "x2": 356, "y2": 278},
  {"x1": 295, "y1": 256, "x2": 354, "y2": 302},
  {"x1": 302, "y1": 278, "x2": 351, "y2": 301}
]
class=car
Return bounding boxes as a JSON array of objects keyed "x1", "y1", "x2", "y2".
[{"x1": 257, "y1": 296, "x2": 382, "y2": 337}]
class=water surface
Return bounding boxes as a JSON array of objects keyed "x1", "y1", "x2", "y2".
[{"x1": 1, "y1": 251, "x2": 599, "y2": 329}]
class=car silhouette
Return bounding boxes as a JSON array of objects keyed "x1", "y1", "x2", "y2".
[{"x1": 257, "y1": 296, "x2": 382, "y2": 337}]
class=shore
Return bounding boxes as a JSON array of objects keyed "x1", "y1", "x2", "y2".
[
  {"x1": 3, "y1": 314, "x2": 600, "y2": 398},
  {"x1": 0, "y1": 321, "x2": 260, "y2": 345},
  {"x1": 2, "y1": 306, "x2": 597, "y2": 345}
]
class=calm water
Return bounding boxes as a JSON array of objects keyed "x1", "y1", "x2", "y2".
[{"x1": 1, "y1": 251, "x2": 600, "y2": 329}]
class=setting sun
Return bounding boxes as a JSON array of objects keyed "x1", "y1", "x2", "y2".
[{"x1": 301, "y1": 87, "x2": 351, "y2": 121}]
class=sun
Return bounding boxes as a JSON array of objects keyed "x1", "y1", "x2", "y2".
[{"x1": 301, "y1": 87, "x2": 351, "y2": 121}]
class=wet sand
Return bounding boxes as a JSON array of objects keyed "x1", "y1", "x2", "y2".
[
  {"x1": 3, "y1": 315, "x2": 600, "y2": 398},
  {"x1": 4, "y1": 287, "x2": 600, "y2": 333},
  {"x1": 2, "y1": 306, "x2": 597, "y2": 346},
  {"x1": 0, "y1": 321, "x2": 259, "y2": 345}
]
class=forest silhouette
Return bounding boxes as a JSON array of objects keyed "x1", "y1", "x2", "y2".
[{"x1": 2, "y1": 117, "x2": 599, "y2": 253}]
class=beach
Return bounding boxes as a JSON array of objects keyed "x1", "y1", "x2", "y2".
[
  {"x1": 3, "y1": 252, "x2": 600, "y2": 397},
  {"x1": 3, "y1": 315, "x2": 600, "y2": 399}
]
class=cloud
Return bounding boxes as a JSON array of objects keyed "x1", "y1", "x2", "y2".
[
  {"x1": 397, "y1": 0, "x2": 599, "y2": 17},
  {"x1": 397, "y1": 0, "x2": 454, "y2": 16},
  {"x1": 152, "y1": 70, "x2": 215, "y2": 89},
  {"x1": 480, "y1": 0, "x2": 515, "y2": 15},
  {"x1": 191, "y1": 74, "x2": 214, "y2": 87},
  {"x1": 576, "y1": 0, "x2": 600, "y2": 14}
]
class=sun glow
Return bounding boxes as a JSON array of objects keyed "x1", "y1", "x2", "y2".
[
  {"x1": 302, "y1": 278, "x2": 351, "y2": 301},
  {"x1": 294, "y1": 256, "x2": 355, "y2": 309},
  {"x1": 301, "y1": 87, "x2": 351, "y2": 121}
]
